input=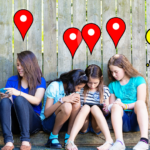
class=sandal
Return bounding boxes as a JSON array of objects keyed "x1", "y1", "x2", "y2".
[
  {"x1": 64, "y1": 137, "x2": 69, "y2": 147},
  {"x1": 65, "y1": 141, "x2": 77, "y2": 150},
  {"x1": 1, "y1": 145, "x2": 14, "y2": 150},
  {"x1": 97, "y1": 141, "x2": 113, "y2": 150}
]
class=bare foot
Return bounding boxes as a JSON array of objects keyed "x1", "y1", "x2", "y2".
[
  {"x1": 97, "y1": 141, "x2": 113, "y2": 150},
  {"x1": 2, "y1": 142, "x2": 14, "y2": 150}
]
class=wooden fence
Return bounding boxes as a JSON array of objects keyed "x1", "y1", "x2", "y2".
[{"x1": 0, "y1": 0, "x2": 150, "y2": 128}]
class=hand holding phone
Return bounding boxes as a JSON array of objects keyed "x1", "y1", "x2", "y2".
[{"x1": 0, "y1": 88, "x2": 7, "y2": 94}]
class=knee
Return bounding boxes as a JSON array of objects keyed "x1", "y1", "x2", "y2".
[
  {"x1": 13, "y1": 96, "x2": 28, "y2": 107},
  {"x1": 0, "y1": 98, "x2": 11, "y2": 107},
  {"x1": 61, "y1": 103, "x2": 72, "y2": 116},
  {"x1": 80, "y1": 105, "x2": 90, "y2": 113},
  {"x1": 90, "y1": 105, "x2": 100, "y2": 113},
  {"x1": 72, "y1": 101, "x2": 81, "y2": 110},
  {"x1": 91, "y1": 105, "x2": 103, "y2": 117},
  {"x1": 111, "y1": 104, "x2": 123, "y2": 112}
]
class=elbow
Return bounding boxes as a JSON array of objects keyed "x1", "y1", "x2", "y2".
[
  {"x1": 44, "y1": 111, "x2": 49, "y2": 118},
  {"x1": 34, "y1": 98, "x2": 42, "y2": 106}
]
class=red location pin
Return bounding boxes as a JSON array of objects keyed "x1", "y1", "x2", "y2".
[
  {"x1": 106, "y1": 17, "x2": 126, "y2": 48},
  {"x1": 63, "y1": 28, "x2": 82, "y2": 58},
  {"x1": 14, "y1": 9, "x2": 33, "y2": 41},
  {"x1": 81, "y1": 23, "x2": 101, "y2": 54}
]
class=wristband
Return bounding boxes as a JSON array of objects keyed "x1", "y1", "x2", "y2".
[
  {"x1": 124, "y1": 104, "x2": 128, "y2": 110},
  {"x1": 58, "y1": 98, "x2": 64, "y2": 104}
]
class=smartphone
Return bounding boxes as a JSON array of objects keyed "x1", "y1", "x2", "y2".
[{"x1": 0, "y1": 88, "x2": 7, "y2": 94}]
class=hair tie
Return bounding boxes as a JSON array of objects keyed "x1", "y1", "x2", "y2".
[{"x1": 81, "y1": 74, "x2": 86, "y2": 77}]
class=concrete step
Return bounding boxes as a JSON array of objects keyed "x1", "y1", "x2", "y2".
[
  {"x1": 0, "y1": 131, "x2": 150, "y2": 147},
  {"x1": 0, "y1": 145, "x2": 150, "y2": 150}
]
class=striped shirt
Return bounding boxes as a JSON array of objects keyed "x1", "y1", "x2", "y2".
[{"x1": 79, "y1": 86, "x2": 110, "y2": 106}]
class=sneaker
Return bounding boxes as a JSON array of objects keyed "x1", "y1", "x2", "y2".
[
  {"x1": 109, "y1": 141, "x2": 126, "y2": 150},
  {"x1": 133, "y1": 141, "x2": 149, "y2": 150}
]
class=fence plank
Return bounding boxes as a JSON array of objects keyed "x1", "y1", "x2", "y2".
[
  {"x1": 43, "y1": 0, "x2": 57, "y2": 81},
  {"x1": 0, "y1": 0, "x2": 13, "y2": 88},
  {"x1": 28, "y1": 0, "x2": 42, "y2": 70},
  {"x1": 87, "y1": 0, "x2": 101, "y2": 67},
  {"x1": 58, "y1": 0, "x2": 72, "y2": 77},
  {"x1": 102, "y1": 0, "x2": 116, "y2": 85},
  {"x1": 117, "y1": 0, "x2": 131, "y2": 62},
  {"x1": 146, "y1": 0, "x2": 150, "y2": 129},
  {"x1": 73, "y1": 0, "x2": 86, "y2": 70},
  {"x1": 14, "y1": 0, "x2": 27, "y2": 75},
  {"x1": 132, "y1": 0, "x2": 146, "y2": 76}
]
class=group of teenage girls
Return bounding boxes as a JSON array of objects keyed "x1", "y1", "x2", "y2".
[{"x1": 0, "y1": 50, "x2": 149, "y2": 150}]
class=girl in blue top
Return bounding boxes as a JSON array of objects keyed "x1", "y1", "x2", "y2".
[
  {"x1": 40, "y1": 69, "x2": 88, "y2": 149},
  {"x1": 0, "y1": 51, "x2": 46, "y2": 150},
  {"x1": 108, "y1": 54, "x2": 149, "y2": 150}
]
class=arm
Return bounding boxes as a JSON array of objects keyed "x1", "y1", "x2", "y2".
[
  {"x1": 44, "y1": 93, "x2": 80, "y2": 118},
  {"x1": 5, "y1": 87, "x2": 45, "y2": 106},
  {"x1": 127, "y1": 83, "x2": 146, "y2": 109},
  {"x1": 137, "y1": 83, "x2": 146, "y2": 102},
  {"x1": 44, "y1": 97, "x2": 61, "y2": 118},
  {"x1": 103, "y1": 97, "x2": 110, "y2": 114},
  {"x1": 109, "y1": 94, "x2": 116, "y2": 104}
]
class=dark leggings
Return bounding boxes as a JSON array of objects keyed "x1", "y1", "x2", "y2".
[{"x1": 0, "y1": 96, "x2": 42, "y2": 144}]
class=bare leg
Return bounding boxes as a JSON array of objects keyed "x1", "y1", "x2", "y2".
[
  {"x1": 53, "y1": 103, "x2": 72, "y2": 135},
  {"x1": 111, "y1": 104, "x2": 124, "y2": 139},
  {"x1": 134, "y1": 100, "x2": 148, "y2": 138},
  {"x1": 80, "y1": 113, "x2": 90, "y2": 133},
  {"x1": 66, "y1": 105, "x2": 91, "y2": 150},
  {"x1": 67, "y1": 101, "x2": 81, "y2": 134},
  {"x1": 90, "y1": 106, "x2": 113, "y2": 150}
]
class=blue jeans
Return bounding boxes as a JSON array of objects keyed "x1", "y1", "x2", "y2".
[
  {"x1": 0, "y1": 96, "x2": 42, "y2": 144},
  {"x1": 122, "y1": 110, "x2": 140, "y2": 132}
]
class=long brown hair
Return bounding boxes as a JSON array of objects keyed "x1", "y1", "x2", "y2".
[
  {"x1": 17, "y1": 50, "x2": 42, "y2": 95},
  {"x1": 107, "y1": 54, "x2": 149, "y2": 109},
  {"x1": 84, "y1": 64, "x2": 104, "y2": 103}
]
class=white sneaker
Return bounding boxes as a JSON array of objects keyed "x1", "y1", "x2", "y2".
[
  {"x1": 109, "y1": 141, "x2": 126, "y2": 150},
  {"x1": 133, "y1": 141, "x2": 149, "y2": 150}
]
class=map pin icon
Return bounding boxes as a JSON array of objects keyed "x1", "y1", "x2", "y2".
[
  {"x1": 106, "y1": 17, "x2": 126, "y2": 48},
  {"x1": 146, "y1": 29, "x2": 150, "y2": 44},
  {"x1": 81, "y1": 23, "x2": 101, "y2": 54},
  {"x1": 63, "y1": 28, "x2": 82, "y2": 58},
  {"x1": 14, "y1": 9, "x2": 33, "y2": 41}
]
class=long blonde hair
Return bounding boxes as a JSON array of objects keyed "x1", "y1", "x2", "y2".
[
  {"x1": 84, "y1": 64, "x2": 104, "y2": 103},
  {"x1": 107, "y1": 54, "x2": 149, "y2": 109}
]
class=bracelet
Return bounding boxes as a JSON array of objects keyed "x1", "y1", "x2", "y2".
[{"x1": 124, "y1": 104, "x2": 128, "y2": 110}]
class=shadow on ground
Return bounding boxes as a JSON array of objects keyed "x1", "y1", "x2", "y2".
[{"x1": 1, "y1": 146, "x2": 150, "y2": 150}]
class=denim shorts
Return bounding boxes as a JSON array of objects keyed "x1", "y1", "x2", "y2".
[
  {"x1": 80, "y1": 113, "x2": 102, "y2": 135},
  {"x1": 42, "y1": 113, "x2": 68, "y2": 133},
  {"x1": 122, "y1": 110, "x2": 140, "y2": 132}
]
